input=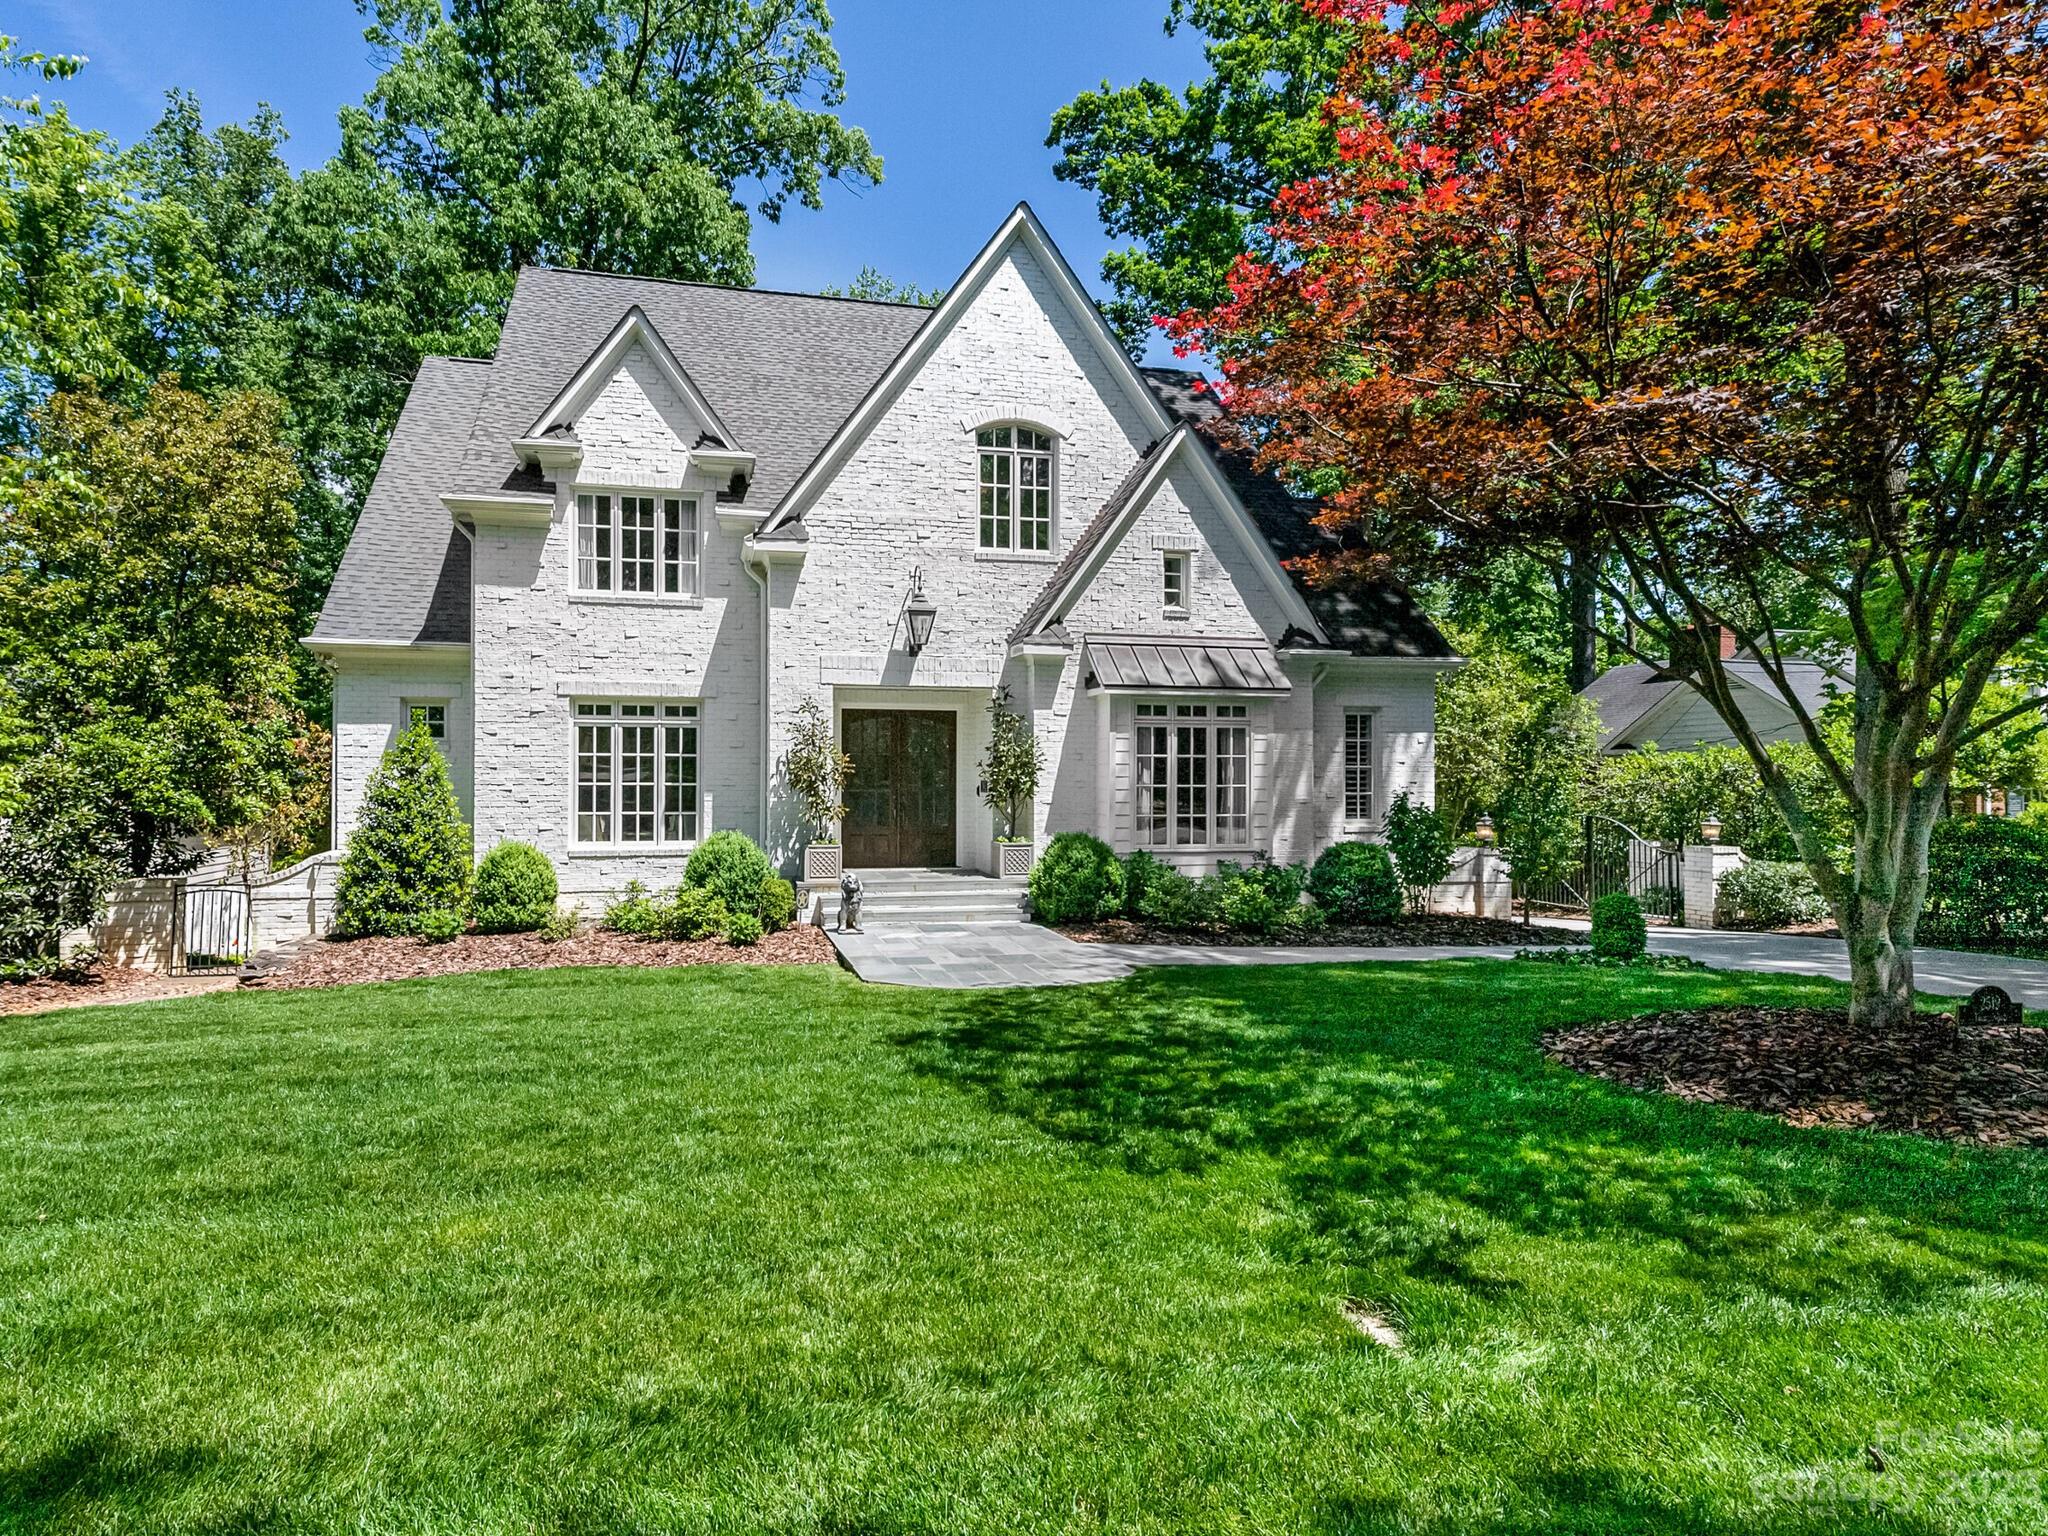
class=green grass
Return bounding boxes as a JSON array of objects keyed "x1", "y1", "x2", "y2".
[{"x1": 3, "y1": 961, "x2": 2046, "y2": 1534}]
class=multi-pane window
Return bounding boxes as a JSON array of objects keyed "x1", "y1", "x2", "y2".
[
  {"x1": 1134, "y1": 702, "x2": 1250, "y2": 847},
  {"x1": 976, "y1": 426, "x2": 1054, "y2": 551},
  {"x1": 575, "y1": 493, "x2": 700, "y2": 596},
  {"x1": 1162, "y1": 551, "x2": 1190, "y2": 613},
  {"x1": 403, "y1": 702, "x2": 446, "y2": 740},
  {"x1": 1343, "y1": 708, "x2": 1374, "y2": 824},
  {"x1": 574, "y1": 701, "x2": 700, "y2": 845}
]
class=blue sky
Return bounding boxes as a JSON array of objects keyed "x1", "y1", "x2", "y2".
[{"x1": 19, "y1": 0, "x2": 1204, "y2": 352}]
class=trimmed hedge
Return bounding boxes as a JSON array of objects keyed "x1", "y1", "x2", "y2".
[
  {"x1": 1715, "y1": 859, "x2": 1827, "y2": 929},
  {"x1": 1921, "y1": 815, "x2": 2048, "y2": 946},
  {"x1": 1307, "y1": 842, "x2": 1402, "y2": 925},
  {"x1": 1590, "y1": 893, "x2": 1648, "y2": 960},
  {"x1": 471, "y1": 841, "x2": 557, "y2": 933},
  {"x1": 1029, "y1": 833, "x2": 1126, "y2": 924}
]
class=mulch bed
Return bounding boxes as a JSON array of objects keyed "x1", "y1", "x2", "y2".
[
  {"x1": 1544, "y1": 1006, "x2": 2048, "y2": 1147},
  {"x1": 245, "y1": 924, "x2": 834, "y2": 990},
  {"x1": 2, "y1": 964, "x2": 240, "y2": 1017},
  {"x1": 1061, "y1": 915, "x2": 1581, "y2": 948}
]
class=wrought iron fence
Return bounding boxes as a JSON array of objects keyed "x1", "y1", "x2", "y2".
[
  {"x1": 1514, "y1": 815, "x2": 1685, "y2": 923},
  {"x1": 176, "y1": 884, "x2": 251, "y2": 975}
]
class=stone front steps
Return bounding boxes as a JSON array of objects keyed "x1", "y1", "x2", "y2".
[{"x1": 834, "y1": 868, "x2": 1030, "y2": 927}]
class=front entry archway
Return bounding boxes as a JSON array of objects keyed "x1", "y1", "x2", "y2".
[{"x1": 842, "y1": 709, "x2": 957, "y2": 868}]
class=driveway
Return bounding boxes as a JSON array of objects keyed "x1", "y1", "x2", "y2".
[{"x1": 829, "y1": 918, "x2": 2048, "y2": 1008}]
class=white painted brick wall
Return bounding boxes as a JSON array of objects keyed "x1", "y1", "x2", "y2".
[
  {"x1": 329, "y1": 241, "x2": 1451, "y2": 897},
  {"x1": 332, "y1": 659, "x2": 472, "y2": 841}
]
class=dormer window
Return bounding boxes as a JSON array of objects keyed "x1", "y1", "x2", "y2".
[
  {"x1": 575, "y1": 492, "x2": 700, "y2": 596},
  {"x1": 976, "y1": 426, "x2": 1054, "y2": 551}
]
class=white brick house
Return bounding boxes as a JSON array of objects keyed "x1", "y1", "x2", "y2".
[{"x1": 308, "y1": 204, "x2": 1460, "y2": 901}]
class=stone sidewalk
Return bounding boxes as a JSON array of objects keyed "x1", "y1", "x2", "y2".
[{"x1": 828, "y1": 918, "x2": 2048, "y2": 1007}]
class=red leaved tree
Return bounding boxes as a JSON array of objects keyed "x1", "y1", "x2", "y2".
[{"x1": 1176, "y1": 0, "x2": 2048, "y2": 1026}]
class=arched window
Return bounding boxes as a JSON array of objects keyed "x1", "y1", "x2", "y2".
[{"x1": 975, "y1": 425, "x2": 1054, "y2": 551}]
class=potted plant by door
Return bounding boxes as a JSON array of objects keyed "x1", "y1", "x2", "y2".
[
  {"x1": 977, "y1": 685, "x2": 1042, "y2": 879},
  {"x1": 785, "y1": 696, "x2": 853, "y2": 884}
]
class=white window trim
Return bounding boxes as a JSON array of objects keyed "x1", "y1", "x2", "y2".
[
  {"x1": 401, "y1": 698, "x2": 449, "y2": 741},
  {"x1": 974, "y1": 425, "x2": 1058, "y2": 554},
  {"x1": 571, "y1": 487, "x2": 704, "y2": 602},
  {"x1": 1161, "y1": 550, "x2": 1192, "y2": 618},
  {"x1": 1342, "y1": 706, "x2": 1377, "y2": 831},
  {"x1": 569, "y1": 699, "x2": 702, "y2": 853},
  {"x1": 1132, "y1": 700, "x2": 1253, "y2": 851}
]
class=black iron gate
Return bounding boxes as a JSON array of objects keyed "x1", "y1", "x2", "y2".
[
  {"x1": 176, "y1": 884, "x2": 251, "y2": 974},
  {"x1": 1517, "y1": 815, "x2": 1685, "y2": 922}
]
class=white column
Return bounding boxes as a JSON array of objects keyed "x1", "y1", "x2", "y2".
[{"x1": 1682, "y1": 844, "x2": 1748, "y2": 929}]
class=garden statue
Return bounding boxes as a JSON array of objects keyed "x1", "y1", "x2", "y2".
[{"x1": 837, "y1": 870, "x2": 864, "y2": 933}]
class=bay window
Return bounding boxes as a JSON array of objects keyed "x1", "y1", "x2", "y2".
[
  {"x1": 574, "y1": 701, "x2": 699, "y2": 846},
  {"x1": 575, "y1": 492, "x2": 701, "y2": 596},
  {"x1": 1134, "y1": 702, "x2": 1250, "y2": 847}
]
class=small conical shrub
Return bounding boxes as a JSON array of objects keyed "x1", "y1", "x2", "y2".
[{"x1": 333, "y1": 722, "x2": 471, "y2": 937}]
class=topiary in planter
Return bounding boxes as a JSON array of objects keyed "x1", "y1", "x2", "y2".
[
  {"x1": 332, "y1": 721, "x2": 471, "y2": 937},
  {"x1": 470, "y1": 841, "x2": 558, "y2": 932},
  {"x1": 1028, "y1": 832, "x2": 1126, "y2": 924},
  {"x1": 685, "y1": 830, "x2": 775, "y2": 920},
  {"x1": 1308, "y1": 842, "x2": 1402, "y2": 925},
  {"x1": 1590, "y1": 893, "x2": 1649, "y2": 960}
]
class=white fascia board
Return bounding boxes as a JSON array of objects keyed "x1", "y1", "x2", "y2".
[
  {"x1": 525, "y1": 305, "x2": 744, "y2": 453},
  {"x1": 442, "y1": 491, "x2": 554, "y2": 528},
  {"x1": 300, "y1": 636, "x2": 472, "y2": 661},
  {"x1": 760, "y1": 201, "x2": 1175, "y2": 536}
]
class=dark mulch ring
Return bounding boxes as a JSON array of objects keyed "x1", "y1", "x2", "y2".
[
  {"x1": 1544, "y1": 1006, "x2": 2048, "y2": 1147},
  {"x1": 246, "y1": 924, "x2": 834, "y2": 990},
  {"x1": 1061, "y1": 914, "x2": 1582, "y2": 948}
]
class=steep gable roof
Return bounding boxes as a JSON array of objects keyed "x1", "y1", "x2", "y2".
[
  {"x1": 311, "y1": 356, "x2": 490, "y2": 645},
  {"x1": 524, "y1": 304, "x2": 743, "y2": 450},
  {"x1": 1584, "y1": 656, "x2": 1849, "y2": 749},
  {"x1": 757, "y1": 202, "x2": 1174, "y2": 537},
  {"x1": 455, "y1": 267, "x2": 929, "y2": 510}
]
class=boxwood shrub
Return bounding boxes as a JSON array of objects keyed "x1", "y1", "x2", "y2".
[
  {"x1": 1029, "y1": 832, "x2": 1126, "y2": 924},
  {"x1": 1714, "y1": 859, "x2": 1827, "y2": 929},
  {"x1": 1590, "y1": 893, "x2": 1648, "y2": 960},
  {"x1": 1307, "y1": 842, "x2": 1402, "y2": 925},
  {"x1": 685, "y1": 831, "x2": 776, "y2": 920},
  {"x1": 470, "y1": 841, "x2": 558, "y2": 933}
]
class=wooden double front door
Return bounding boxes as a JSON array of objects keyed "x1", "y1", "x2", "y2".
[{"x1": 843, "y1": 709, "x2": 957, "y2": 868}]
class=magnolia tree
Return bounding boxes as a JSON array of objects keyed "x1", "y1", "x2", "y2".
[{"x1": 1174, "y1": 0, "x2": 2048, "y2": 1026}]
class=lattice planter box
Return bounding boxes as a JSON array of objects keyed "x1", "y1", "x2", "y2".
[
  {"x1": 803, "y1": 843, "x2": 843, "y2": 884},
  {"x1": 994, "y1": 840, "x2": 1034, "y2": 880}
]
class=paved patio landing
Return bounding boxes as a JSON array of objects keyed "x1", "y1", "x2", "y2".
[{"x1": 825, "y1": 922, "x2": 1136, "y2": 988}]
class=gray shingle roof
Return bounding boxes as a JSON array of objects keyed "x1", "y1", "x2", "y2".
[
  {"x1": 1583, "y1": 657, "x2": 1849, "y2": 748},
  {"x1": 456, "y1": 267, "x2": 929, "y2": 506},
  {"x1": 312, "y1": 356, "x2": 490, "y2": 643},
  {"x1": 1008, "y1": 432, "x2": 1175, "y2": 644}
]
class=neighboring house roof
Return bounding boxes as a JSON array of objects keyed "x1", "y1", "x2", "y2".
[
  {"x1": 313, "y1": 356, "x2": 491, "y2": 644},
  {"x1": 1584, "y1": 657, "x2": 1847, "y2": 750}
]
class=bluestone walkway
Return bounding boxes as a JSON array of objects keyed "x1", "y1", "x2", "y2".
[{"x1": 827, "y1": 918, "x2": 2048, "y2": 1008}]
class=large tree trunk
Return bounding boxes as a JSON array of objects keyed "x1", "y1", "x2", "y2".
[{"x1": 1563, "y1": 535, "x2": 1600, "y2": 692}]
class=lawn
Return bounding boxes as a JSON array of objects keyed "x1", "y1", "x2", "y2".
[{"x1": 3, "y1": 961, "x2": 2046, "y2": 1534}]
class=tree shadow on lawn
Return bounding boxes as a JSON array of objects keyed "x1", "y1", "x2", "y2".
[{"x1": 894, "y1": 960, "x2": 2048, "y2": 1307}]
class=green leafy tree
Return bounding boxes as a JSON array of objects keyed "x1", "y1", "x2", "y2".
[
  {"x1": 0, "y1": 382, "x2": 309, "y2": 890},
  {"x1": 819, "y1": 266, "x2": 942, "y2": 306},
  {"x1": 1495, "y1": 694, "x2": 1602, "y2": 918},
  {"x1": 332, "y1": 721, "x2": 472, "y2": 936},
  {"x1": 353, "y1": 0, "x2": 880, "y2": 286},
  {"x1": 1048, "y1": 0, "x2": 1350, "y2": 346},
  {"x1": 1383, "y1": 792, "x2": 1453, "y2": 914},
  {"x1": 1432, "y1": 647, "x2": 1562, "y2": 838},
  {"x1": 783, "y1": 695, "x2": 851, "y2": 841}
]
